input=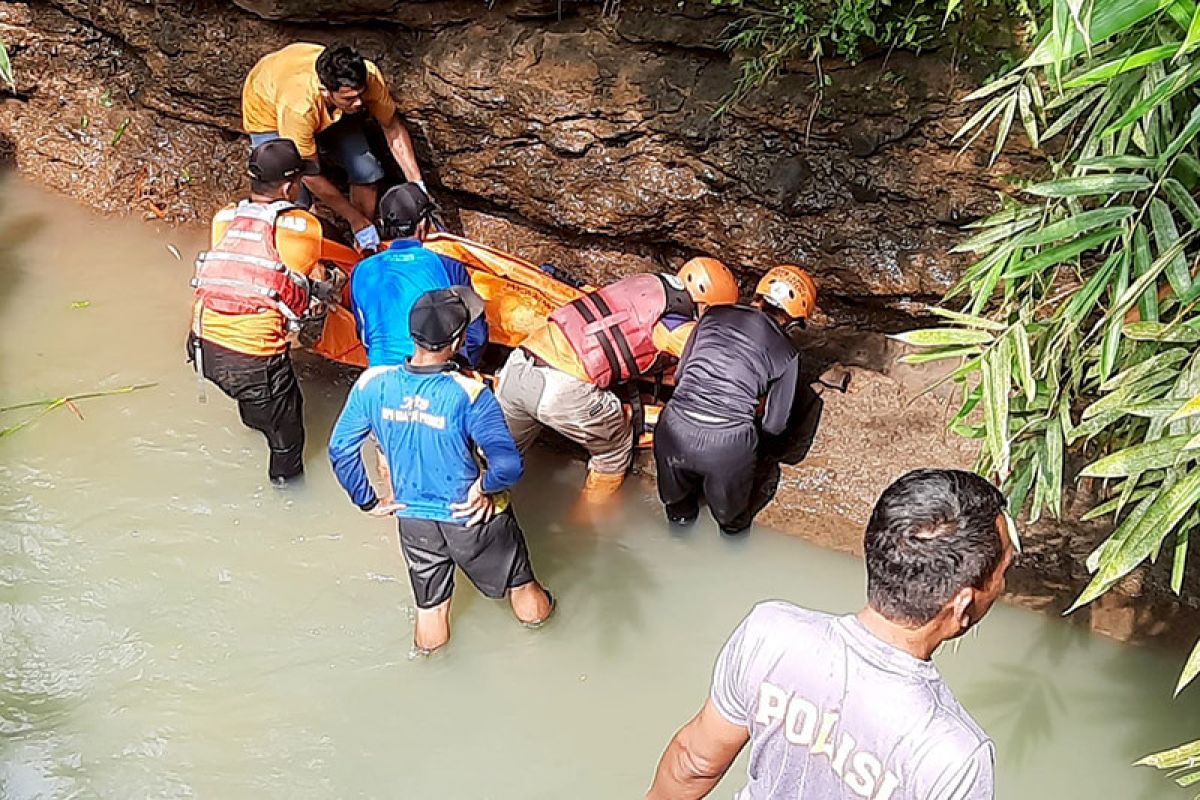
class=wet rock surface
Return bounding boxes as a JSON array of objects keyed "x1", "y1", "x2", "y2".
[{"x1": 1, "y1": 0, "x2": 1031, "y2": 315}]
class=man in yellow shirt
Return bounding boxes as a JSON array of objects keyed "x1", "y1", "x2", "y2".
[
  {"x1": 243, "y1": 43, "x2": 424, "y2": 252},
  {"x1": 189, "y1": 140, "x2": 330, "y2": 485}
]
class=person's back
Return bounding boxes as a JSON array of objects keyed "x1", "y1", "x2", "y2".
[
  {"x1": 713, "y1": 601, "x2": 993, "y2": 800},
  {"x1": 351, "y1": 241, "x2": 472, "y2": 366},
  {"x1": 330, "y1": 362, "x2": 514, "y2": 522},
  {"x1": 671, "y1": 304, "x2": 797, "y2": 425}
]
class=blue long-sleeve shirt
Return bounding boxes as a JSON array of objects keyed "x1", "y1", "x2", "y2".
[
  {"x1": 328, "y1": 360, "x2": 523, "y2": 522},
  {"x1": 349, "y1": 239, "x2": 488, "y2": 367}
]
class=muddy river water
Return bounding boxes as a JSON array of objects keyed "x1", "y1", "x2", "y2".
[{"x1": 3, "y1": 180, "x2": 1199, "y2": 798}]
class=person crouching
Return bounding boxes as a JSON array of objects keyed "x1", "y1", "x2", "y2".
[{"x1": 329, "y1": 287, "x2": 553, "y2": 654}]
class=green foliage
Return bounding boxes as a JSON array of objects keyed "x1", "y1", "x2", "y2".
[
  {"x1": 0, "y1": 36, "x2": 13, "y2": 91},
  {"x1": 896, "y1": 0, "x2": 1200, "y2": 790},
  {"x1": 711, "y1": 0, "x2": 1018, "y2": 111}
]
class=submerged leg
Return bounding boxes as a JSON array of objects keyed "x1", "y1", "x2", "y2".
[
  {"x1": 414, "y1": 599, "x2": 452, "y2": 653},
  {"x1": 510, "y1": 581, "x2": 555, "y2": 626}
]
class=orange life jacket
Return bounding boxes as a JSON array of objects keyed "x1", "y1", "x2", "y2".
[
  {"x1": 549, "y1": 273, "x2": 693, "y2": 389},
  {"x1": 192, "y1": 200, "x2": 311, "y2": 331}
]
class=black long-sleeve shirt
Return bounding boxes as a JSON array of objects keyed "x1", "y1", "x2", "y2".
[{"x1": 672, "y1": 305, "x2": 800, "y2": 434}]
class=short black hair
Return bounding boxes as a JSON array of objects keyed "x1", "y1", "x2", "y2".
[
  {"x1": 250, "y1": 176, "x2": 290, "y2": 197},
  {"x1": 864, "y1": 469, "x2": 1006, "y2": 626},
  {"x1": 316, "y1": 45, "x2": 368, "y2": 92}
]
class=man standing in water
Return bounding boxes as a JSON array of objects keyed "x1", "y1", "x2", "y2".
[
  {"x1": 329, "y1": 288, "x2": 553, "y2": 654},
  {"x1": 653, "y1": 265, "x2": 816, "y2": 534},
  {"x1": 646, "y1": 469, "x2": 1016, "y2": 800},
  {"x1": 242, "y1": 43, "x2": 425, "y2": 251},
  {"x1": 190, "y1": 139, "x2": 326, "y2": 485}
]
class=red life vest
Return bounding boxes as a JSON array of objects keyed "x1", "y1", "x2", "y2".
[
  {"x1": 192, "y1": 200, "x2": 311, "y2": 331},
  {"x1": 550, "y1": 273, "x2": 681, "y2": 389}
]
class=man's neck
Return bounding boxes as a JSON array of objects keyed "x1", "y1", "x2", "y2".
[
  {"x1": 855, "y1": 606, "x2": 943, "y2": 661},
  {"x1": 250, "y1": 193, "x2": 286, "y2": 205},
  {"x1": 410, "y1": 351, "x2": 451, "y2": 368}
]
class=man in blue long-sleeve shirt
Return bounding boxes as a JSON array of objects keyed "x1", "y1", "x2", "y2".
[
  {"x1": 330, "y1": 286, "x2": 552, "y2": 653},
  {"x1": 350, "y1": 183, "x2": 488, "y2": 368}
]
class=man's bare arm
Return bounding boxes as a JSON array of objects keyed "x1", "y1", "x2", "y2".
[
  {"x1": 646, "y1": 699, "x2": 750, "y2": 800},
  {"x1": 381, "y1": 114, "x2": 423, "y2": 184},
  {"x1": 302, "y1": 171, "x2": 372, "y2": 233}
]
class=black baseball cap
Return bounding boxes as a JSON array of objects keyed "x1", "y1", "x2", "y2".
[
  {"x1": 378, "y1": 183, "x2": 433, "y2": 236},
  {"x1": 409, "y1": 286, "x2": 486, "y2": 350},
  {"x1": 248, "y1": 139, "x2": 319, "y2": 182}
]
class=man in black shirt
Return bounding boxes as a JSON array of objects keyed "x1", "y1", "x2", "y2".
[{"x1": 654, "y1": 265, "x2": 817, "y2": 534}]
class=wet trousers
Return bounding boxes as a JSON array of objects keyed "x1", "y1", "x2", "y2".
[
  {"x1": 495, "y1": 348, "x2": 632, "y2": 475},
  {"x1": 189, "y1": 334, "x2": 305, "y2": 481},
  {"x1": 654, "y1": 404, "x2": 758, "y2": 533}
]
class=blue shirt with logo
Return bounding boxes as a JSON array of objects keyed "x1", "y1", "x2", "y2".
[
  {"x1": 349, "y1": 239, "x2": 488, "y2": 367},
  {"x1": 328, "y1": 361, "x2": 522, "y2": 522}
]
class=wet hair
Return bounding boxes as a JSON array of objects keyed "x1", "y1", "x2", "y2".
[
  {"x1": 864, "y1": 469, "x2": 1007, "y2": 626},
  {"x1": 379, "y1": 216, "x2": 424, "y2": 241},
  {"x1": 316, "y1": 45, "x2": 368, "y2": 92}
]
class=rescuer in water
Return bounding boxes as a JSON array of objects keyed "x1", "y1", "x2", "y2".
[
  {"x1": 329, "y1": 288, "x2": 554, "y2": 654},
  {"x1": 350, "y1": 183, "x2": 487, "y2": 369},
  {"x1": 242, "y1": 43, "x2": 425, "y2": 252},
  {"x1": 646, "y1": 469, "x2": 1015, "y2": 800},
  {"x1": 189, "y1": 139, "x2": 339, "y2": 485},
  {"x1": 494, "y1": 258, "x2": 740, "y2": 503},
  {"x1": 653, "y1": 265, "x2": 816, "y2": 534}
]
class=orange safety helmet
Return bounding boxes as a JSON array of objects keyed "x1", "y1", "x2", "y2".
[
  {"x1": 755, "y1": 265, "x2": 817, "y2": 321},
  {"x1": 677, "y1": 257, "x2": 739, "y2": 307}
]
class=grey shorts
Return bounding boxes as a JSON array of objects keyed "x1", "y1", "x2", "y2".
[{"x1": 397, "y1": 509, "x2": 536, "y2": 608}]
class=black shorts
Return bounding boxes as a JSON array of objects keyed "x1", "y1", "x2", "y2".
[{"x1": 398, "y1": 508, "x2": 536, "y2": 608}]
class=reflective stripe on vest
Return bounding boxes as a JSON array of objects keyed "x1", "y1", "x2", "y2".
[
  {"x1": 193, "y1": 200, "x2": 310, "y2": 329},
  {"x1": 549, "y1": 273, "x2": 668, "y2": 389}
]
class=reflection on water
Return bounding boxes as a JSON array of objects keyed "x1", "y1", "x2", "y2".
[{"x1": 2, "y1": 180, "x2": 1199, "y2": 798}]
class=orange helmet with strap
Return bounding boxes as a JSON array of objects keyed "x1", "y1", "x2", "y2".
[
  {"x1": 755, "y1": 265, "x2": 817, "y2": 321},
  {"x1": 677, "y1": 257, "x2": 739, "y2": 306}
]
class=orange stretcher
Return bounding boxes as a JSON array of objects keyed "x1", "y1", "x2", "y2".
[{"x1": 307, "y1": 233, "x2": 662, "y2": 446}]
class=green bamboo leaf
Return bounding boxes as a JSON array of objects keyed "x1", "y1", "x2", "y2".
[
  {"x1": 1024, "y1": 174, "x2": 1153, "y2": 197},
  {"x1": 1025, "y1": 0, "x2": 1173, "y2": 68},
  {"x1": 1149, "y1": 198, "x2": 1191, "y2": 297},
  {"x1": 1163, "y1": 178, "x2": 1200, "y2": 229},
  {"x1": 1012, "y1": 324, "x2": 1036, "y2": 404},
  {"x1": 1172, "y1": 525, "x2": 1189, "y2": 593},
  {"x1": 969, "y1": 249, "x2": 1009, "y2": 315},
  {"x1": 1004, "y1": 227, "x2": 1124, "y2": 278},
  {"x1": 1080, "y1": 434, "x2": 1200, "y2": 477},
  {"x1": 1064, "y1": 46, "x2": 1180, "y2": 88},
  {"x1": 1123, "y1": 321, "x2": 1200, "y2": 342},
  {"x1": 1101, "y1": 347, "x2": 1189, "y2": 391},
  {"x1": 1137, "y1": 737, "x2": 1200, "y2": 768},
  {"x1": 1017, "y1": 84, "x2": 1040, "y2": 149},
  {"x1": 952, "y1": 217, "x2": 1041, "y2": 253},
  {"x1": 1007, "y1": 453, "x2": 1038, "y2": 517},
  {"x1": 1100, "y1": 252, "x2": 1131, "y2": 384},
  {"x1": 1177, "y1": 6, "x2": 1200, "y2": 60},
  {"x1": 1114, "y1": 231, "x2": 1195, "y2": 323},
  {"x1": 983, "y1": 339, "x2": 1012, "y2": 479},
  {"x1": 898, "y1": 346, "x2": 982, "y2": 365},
  {"x1": 1100, "y1": 62, "x2": 1200, "y2": 136},
  {"x1": 1161, "y1": 103, "x2": 1200, "y2": 166},
  {"x1": 1127, "y1": 399, "x2": 1189, "y2": 417},
  {"x1": 1064, "y1": 251, "x2": 1123, "y2": 322},
  {"x1": 1023, "y1": 207, "x2": 1136, "y2": 248},
  {"x1": 1131, "y1": 224, "x2": 1160, "y2": 322},
  {"x1": 1043, "y1": 417, "x2": 1065, "y2": 518},
  {"x1": 0, "y1": 39, "x2": 12, "y2": 91},
  {"x1": 959, "y1": 71, "x2": 1024, "y2": 104},
  {"x1": 1071, "y1": 468, "x2": 1200, "y2": 610},
  {"x1": 1081, "y1": 487, "x2": 1155, "y2": 520},
  {"x1": 890, "y1": 328, "x2": 996, "y2": 347},
  {"x1": 926, "y1": 307, "x2": 1008, "y2": 330},
  {"x1": 1177, "y1": 632, "x2": 1200, "y2": 695},
  {"x1": 1168, "y1": 391, "x2": 1200, "y2": 422},
  {"x1": 1085, "y1": 494, "x2": 1154, "y2": 572},
  {"x1": 953, "y1": 92, "x2": 1013, "y2": 145},
  {"x1": 1042, "y1": 86, "x2": 1105, "y2": 141},
  {"x1": 990, "y1": 96, "x2": 1018, "y2": 164},
  {"x1": 1077, "y1": 155, "x2": 1162, "y2": 169}
]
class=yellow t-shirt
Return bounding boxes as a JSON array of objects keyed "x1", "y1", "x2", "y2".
[
  {"x1": 241, "y1": 43, "x2": 397, "y2": 158},
  {"x1": 194, "y1": 204, "x2": 324, "y2": 357}
]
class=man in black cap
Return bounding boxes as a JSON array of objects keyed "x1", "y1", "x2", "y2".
[
  {"x1": 349, "y1": 183, "x2": 487, "y2": 369},
  {"x1": 329, "y1": 287, "x2": 554, "y2": 654},
  {"x1": 189, "y1": 138, "x2": 333, "y2": 485}
]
